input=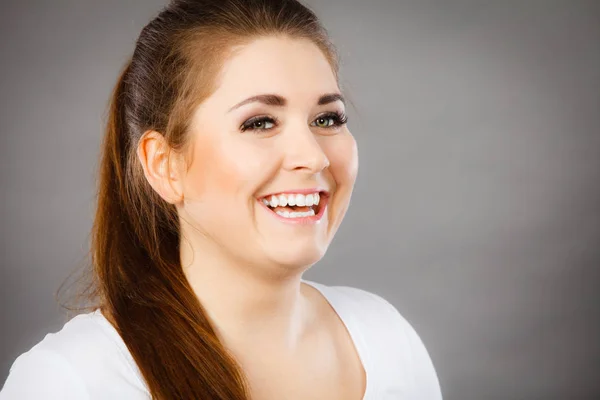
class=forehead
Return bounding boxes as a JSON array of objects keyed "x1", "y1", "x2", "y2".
[{"x1": 210, "y1": 36, "x2": 339, "y2": 108}]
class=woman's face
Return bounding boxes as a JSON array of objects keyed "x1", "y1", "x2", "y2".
[{"x1": 178, "y1": 36, "x2": 358, "y2": 270}]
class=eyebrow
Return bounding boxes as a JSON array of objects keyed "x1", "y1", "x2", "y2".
[{"x1": 228, "y1": 93, "x2": 345, "y2": 112}]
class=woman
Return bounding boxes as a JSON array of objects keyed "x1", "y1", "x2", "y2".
[{"x1": 0, "y1": 0, "x2": 442, "y2": 399}]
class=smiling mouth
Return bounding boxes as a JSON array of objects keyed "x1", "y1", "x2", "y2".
[{"x1": 259, "y1": 191, "x2": 327, "y2": 219}]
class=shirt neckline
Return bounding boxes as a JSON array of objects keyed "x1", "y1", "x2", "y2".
[{"x1": 90, "y1": 278, "x2": 375, "y2": 399}]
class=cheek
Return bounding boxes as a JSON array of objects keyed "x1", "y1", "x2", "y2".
[
  {"x1": 186, "y1": 137, "x2": 264, "y2": 202},
  {"x1": 320, "y1": 132, "x2": 358, "y2": 236},
  {"x1": 324, "y1": 132, "x2": 358, "y2": 188},
  {"x1": 181, "y1": 139, "x2": 255, "y2": 243}
]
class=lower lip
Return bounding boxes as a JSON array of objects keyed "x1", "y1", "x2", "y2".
[{"x1": 258, "y1": 195, "x2": 329, "y2": 225}]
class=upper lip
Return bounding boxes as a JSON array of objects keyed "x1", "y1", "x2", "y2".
[{"x1": 258, "y1": 187, "x2": 329, "y2": 199}]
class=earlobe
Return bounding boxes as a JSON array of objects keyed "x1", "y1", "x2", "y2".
[{"x1": 137, "y1": 130, "x2": 184, "y2": 205}]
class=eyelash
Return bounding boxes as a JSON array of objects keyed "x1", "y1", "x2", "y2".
[{"x1": 240, "y1": 111, "x2": 348, "y2": 133}]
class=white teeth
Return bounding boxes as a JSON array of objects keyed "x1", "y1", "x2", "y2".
[
  {"x1": 278, "y1": 194, "x2": 288, "y2": 207},
  {"x1": 305, "y1": 194, "x2": 314, "y2": 207},
  {"x1": 275, "y1": 209, "x2": 316, "y2": 218},
  {"x1": 295, "y1": 194, "x2": 306, "y2": 207},
  {"x1": 261, "y1": 192, "x2": 322, "y2": 209},
  {"x1": 287, "y1": 194, "x2": 296, "y2": 206}
]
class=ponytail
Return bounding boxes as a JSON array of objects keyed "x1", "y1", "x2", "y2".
[{"x1": 91, "y1": 61, "x2": 250, "y2": 399}]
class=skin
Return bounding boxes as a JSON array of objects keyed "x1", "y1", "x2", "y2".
[{"x1": 137, "y1": 36, "x2": 362, "y2": 399}]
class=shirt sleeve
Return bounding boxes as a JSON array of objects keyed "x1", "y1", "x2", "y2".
[
  {"x1": 368, "y1": 291, "x2": 444, "y2": 399},
  {"x1": 0, "y1": 348, "x2": 89, "y2": 400},
  {"x1": 402, "y1": 315, "x2": 444, "y2": 399}
]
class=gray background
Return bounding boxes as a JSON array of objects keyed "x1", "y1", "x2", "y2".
[{"x1": 1, "y1": 1, "x2": 599, "y2": 399}]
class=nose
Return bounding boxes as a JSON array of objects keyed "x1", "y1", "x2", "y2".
[{"x1": 281, "y1": 125, "x2": 330, "y2": 174}]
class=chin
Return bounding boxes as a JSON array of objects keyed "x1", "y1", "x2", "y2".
[{"x1": 266, "y1": 243, "x2": 328, "y2": 269}]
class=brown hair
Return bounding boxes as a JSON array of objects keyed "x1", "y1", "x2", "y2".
[{"x1": 57, "y1": 0, "x2": 340, "y2": 398}]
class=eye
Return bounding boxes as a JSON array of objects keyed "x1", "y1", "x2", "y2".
[
  {"x1": 311, "y1": 111, "x2": 348, "y2": 129},
  {"x1": 240, "y1": 115, "x2": 278, "y2": 132}
]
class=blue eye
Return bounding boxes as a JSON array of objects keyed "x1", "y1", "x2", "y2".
[{"x1": 240, "y1": 111, "x2": 348, "y2": 133}]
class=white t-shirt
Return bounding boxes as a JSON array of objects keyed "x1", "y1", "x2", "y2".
[{"x1": 0, "y1": 279, "x2": 442, "y2": 399}]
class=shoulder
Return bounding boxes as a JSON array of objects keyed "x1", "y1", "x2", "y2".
[
  {"x1": 0, "y1": 345, "x2": 88, "y2": 399},
  {"x1": 0, "y1": 311, "x2": 148, "y2": 399},
  {"x1": 304, "y1": 279, "x2": 416, "y2": 335},
  {"x1": 303, "y1": 279, "x2": 443, "y2": 399}
]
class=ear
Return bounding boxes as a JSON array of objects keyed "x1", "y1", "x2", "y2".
[{"x1": 136, "y1": 130, "x2": 185, "y2": 205}]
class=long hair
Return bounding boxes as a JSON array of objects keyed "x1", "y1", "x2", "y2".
[{"x1": 57, "y1": 0, "x2": 339, "y2": 398}]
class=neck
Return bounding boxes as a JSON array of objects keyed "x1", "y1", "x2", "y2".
[{"x1": 180, "y1": 236, "x2": 314, "y2": 352}]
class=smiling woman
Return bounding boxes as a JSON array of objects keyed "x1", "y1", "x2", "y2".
[{"x1": 0, "y1": 1, "x2": 441, "y2": 399}]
